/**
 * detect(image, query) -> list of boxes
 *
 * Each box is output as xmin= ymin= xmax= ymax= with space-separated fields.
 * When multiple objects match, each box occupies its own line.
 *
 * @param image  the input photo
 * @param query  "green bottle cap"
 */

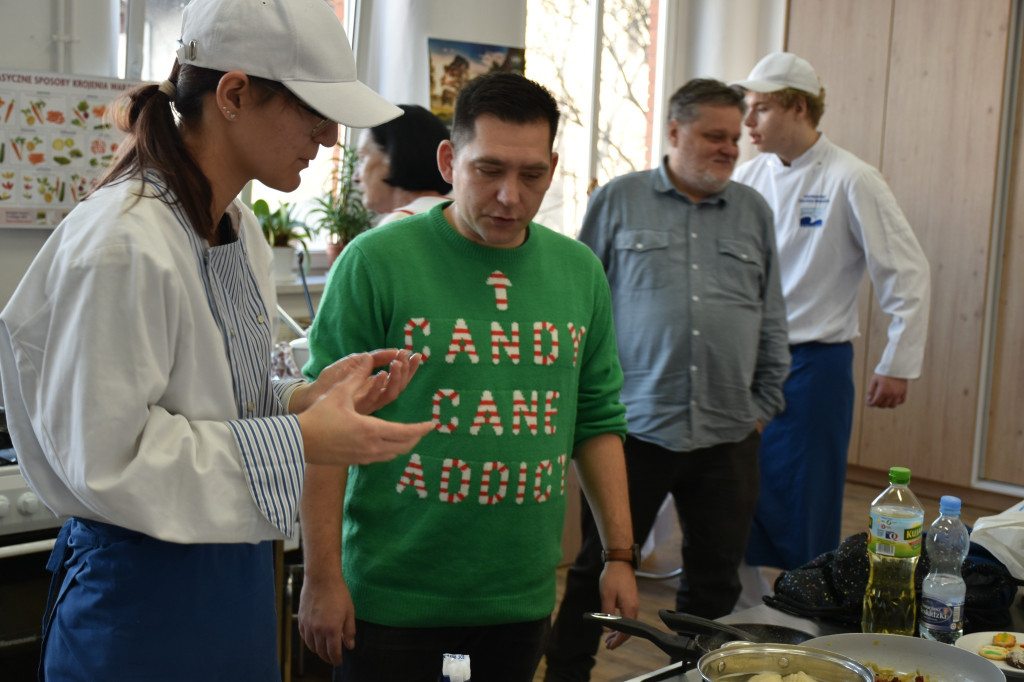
xmin=889 ymin=466 xmax=911 ymax=485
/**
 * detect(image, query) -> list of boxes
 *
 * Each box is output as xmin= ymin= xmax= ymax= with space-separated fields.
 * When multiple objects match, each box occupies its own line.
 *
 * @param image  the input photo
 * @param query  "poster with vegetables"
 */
xmin=0 ymin=69 xmax=140 ymax=228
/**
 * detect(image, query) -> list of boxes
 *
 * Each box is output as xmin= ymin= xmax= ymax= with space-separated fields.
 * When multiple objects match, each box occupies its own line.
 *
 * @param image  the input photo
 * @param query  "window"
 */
xmin=525 ymin=0 xmax=659 ymax=237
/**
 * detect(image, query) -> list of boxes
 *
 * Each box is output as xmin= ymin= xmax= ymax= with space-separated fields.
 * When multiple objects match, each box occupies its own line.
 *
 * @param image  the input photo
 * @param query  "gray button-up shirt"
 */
xmin=578 ymin=160 xmax=790 ymax=452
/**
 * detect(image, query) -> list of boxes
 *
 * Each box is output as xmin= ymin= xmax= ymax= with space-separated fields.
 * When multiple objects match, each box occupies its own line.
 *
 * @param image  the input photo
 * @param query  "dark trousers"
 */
xmin=543 ymin=432 xmax=760 ymax=682
xmin=334 ymin=617 xmax=550 ymax=682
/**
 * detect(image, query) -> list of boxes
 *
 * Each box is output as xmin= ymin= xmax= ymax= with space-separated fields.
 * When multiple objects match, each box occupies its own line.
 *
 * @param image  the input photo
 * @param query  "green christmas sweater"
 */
xmin=304 ymin=204 xmax=628 ymax=627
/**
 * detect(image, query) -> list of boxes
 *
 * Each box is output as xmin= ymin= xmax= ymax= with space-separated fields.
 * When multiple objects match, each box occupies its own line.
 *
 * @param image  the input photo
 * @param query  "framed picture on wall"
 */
xmin=427 ymin=38 xmax=526 ymax=126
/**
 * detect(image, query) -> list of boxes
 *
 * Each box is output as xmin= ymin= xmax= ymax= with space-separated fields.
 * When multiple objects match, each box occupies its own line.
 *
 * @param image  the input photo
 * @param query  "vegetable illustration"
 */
xmin=28 ymin=153 xmax=45 ymax=165
xmin=46 ymin=110 xmax=65 ymax=125
xmin=53 ymin=156 xmax=71 ymax=165
xmin=0 ymin=142 xmax=4 ymax=163
xmin=3 ymin=99 xmax=12 ymax=122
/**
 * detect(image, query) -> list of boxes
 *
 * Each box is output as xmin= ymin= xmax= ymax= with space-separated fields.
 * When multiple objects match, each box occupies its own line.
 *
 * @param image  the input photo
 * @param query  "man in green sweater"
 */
xmin=299 ymin=73 xmax=638 ymax=682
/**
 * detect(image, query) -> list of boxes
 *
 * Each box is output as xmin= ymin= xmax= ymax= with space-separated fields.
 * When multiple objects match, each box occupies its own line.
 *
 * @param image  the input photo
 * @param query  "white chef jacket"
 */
xmin=733 ymin=134 xmax=930 ymax=378
xmin=0 ymin=174 xmax=306 ymax=543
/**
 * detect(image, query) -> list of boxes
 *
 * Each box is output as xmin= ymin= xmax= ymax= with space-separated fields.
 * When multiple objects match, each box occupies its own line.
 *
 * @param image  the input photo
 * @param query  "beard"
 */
xmin=690 ymin=167 xmax=731 ymax=196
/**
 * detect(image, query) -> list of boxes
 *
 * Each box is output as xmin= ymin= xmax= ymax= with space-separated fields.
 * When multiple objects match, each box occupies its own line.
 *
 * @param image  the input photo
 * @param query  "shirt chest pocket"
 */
xmin=612 ymin=230 xmax=673 ymax=290
xmin=714 ymin=238 xmax=763 ymax=301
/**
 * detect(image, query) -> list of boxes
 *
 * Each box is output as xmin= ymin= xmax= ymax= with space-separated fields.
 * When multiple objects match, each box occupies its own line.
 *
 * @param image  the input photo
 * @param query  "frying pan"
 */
xmin=583 ymin=611 xmax=813 ymax=662
xmin=589 ymin=606 xmax=811 ymax=659
xmin=657 ymin=609 xmax=812 ymax=651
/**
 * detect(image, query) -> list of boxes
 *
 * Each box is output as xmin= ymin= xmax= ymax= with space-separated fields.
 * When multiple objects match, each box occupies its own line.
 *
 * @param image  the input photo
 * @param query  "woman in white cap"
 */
xmin=0 ymin=0 xmax=432 ymax=679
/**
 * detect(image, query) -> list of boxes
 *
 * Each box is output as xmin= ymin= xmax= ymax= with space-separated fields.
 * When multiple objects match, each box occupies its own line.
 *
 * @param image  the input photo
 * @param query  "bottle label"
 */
xmin=867 ymin=511 xmax=923 ymax=557
xmin=920 ymin=595 xmax=964 ymax=631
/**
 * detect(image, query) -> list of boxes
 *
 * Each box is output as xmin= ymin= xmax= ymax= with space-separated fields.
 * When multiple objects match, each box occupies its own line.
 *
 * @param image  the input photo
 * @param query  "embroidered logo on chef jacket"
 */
xmin=798 ymin=193 xmax=829 ymax=227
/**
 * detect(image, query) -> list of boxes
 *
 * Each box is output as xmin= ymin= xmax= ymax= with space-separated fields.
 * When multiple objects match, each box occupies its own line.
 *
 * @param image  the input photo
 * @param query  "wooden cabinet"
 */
xmin=785 ymin=0 xmax=1023 ymax=494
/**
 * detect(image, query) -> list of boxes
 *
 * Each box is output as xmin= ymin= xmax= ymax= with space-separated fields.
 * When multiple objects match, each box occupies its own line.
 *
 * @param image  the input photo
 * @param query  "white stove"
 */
xmin=0 ymin=460 xmax=59 ymax=536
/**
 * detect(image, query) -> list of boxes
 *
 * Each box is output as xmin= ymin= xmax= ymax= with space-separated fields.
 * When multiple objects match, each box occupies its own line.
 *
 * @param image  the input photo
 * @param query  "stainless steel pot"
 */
xmin=696 ymin=643 xmax=874 ymax=682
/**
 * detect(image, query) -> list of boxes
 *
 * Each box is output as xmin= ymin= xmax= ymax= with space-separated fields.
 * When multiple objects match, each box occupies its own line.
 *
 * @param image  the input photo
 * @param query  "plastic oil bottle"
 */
xmin=919 ymin=495 xmax=969 ymax=643
xmin=862 ymin=466 xmax=924 ymax=635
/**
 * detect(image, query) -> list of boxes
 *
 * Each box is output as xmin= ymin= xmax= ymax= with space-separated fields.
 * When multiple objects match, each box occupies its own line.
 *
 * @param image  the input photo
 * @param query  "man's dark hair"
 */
xmin=450 ymin=73 xmax=560 ymax=149
xmin=668 ymin=78 xmax=747 ymax=124
xmin=370 ymin=104 xmax=452 ymax=195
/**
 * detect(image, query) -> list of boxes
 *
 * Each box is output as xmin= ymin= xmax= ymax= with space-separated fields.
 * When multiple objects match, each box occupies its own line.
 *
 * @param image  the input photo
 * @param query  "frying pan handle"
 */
xmin=583 ymin=613 xmax=696 ymax=660
xmin=658 ymin=609 xmax=755 ymax=641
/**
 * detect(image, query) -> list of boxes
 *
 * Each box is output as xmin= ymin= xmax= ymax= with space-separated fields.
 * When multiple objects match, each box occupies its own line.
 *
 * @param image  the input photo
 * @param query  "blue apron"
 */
xmin=40 ymin=518 xmax=279 ymax=681
xmin=746 ymin=341 xmax=855 ymax=570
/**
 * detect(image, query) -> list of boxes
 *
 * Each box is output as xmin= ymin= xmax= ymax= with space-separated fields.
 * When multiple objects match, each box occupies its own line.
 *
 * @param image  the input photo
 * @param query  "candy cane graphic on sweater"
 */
xmin=440 ymin=458 xmax=472 ymax=503
xmin=432 ymin=389 xmax=459 ymax=433
xmin=445 ymin=318 xmax=479 ymax=363
xmin=515 ymin=462 xmax=528 ymax=504
xmin=533 ymin=321 xmax=558 ymax=365
xmin=395 ymin=453 xmax=428 ymax=498
xmin=486 ymin=271 xmax=511 ymax=310
xmin=491 ymin=321 xmax=520 ymax=364
xmin=534 ymin=459 xmax=553 ymax=503
xmin=404 ymin=317 xmax=431 ymax=360
xmin=544 ymin=390 xmax=559 ymax=435
xmin=511 ymin=389 xmax=539 ymax=435
xmin=479 ymin=461 xmax=509 ymax=504
xmin=470 ymin=390 xmax=503 ymax=435
xmin=568 ymin=323 xmax=585 ymax=366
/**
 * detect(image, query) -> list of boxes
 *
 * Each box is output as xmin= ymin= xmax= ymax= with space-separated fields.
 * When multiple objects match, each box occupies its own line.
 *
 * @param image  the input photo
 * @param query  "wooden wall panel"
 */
xmin=858 ymin=0 xmax=1012 ymax=482
xmin=985 ymin=40 xmax=1024 ymax=486
xmin=785 ymin=0 xmax=893 ymax=464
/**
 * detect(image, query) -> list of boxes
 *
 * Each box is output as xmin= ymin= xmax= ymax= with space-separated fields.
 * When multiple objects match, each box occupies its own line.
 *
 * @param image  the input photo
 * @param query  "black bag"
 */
xmin=764 ymin=531 xmax=1023 ymax=632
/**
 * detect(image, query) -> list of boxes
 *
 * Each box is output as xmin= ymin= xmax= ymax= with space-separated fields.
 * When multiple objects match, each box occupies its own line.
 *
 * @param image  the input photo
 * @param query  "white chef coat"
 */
xmin=733 ymin=134 xmax=930 ymax=378
xmin=0 ymin=174 xmax=305 ymax=543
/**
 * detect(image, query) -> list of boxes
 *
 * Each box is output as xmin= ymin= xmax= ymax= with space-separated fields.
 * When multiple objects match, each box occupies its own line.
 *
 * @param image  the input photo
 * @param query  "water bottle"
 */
xmin=919 ymin=495 xmax=969 ymax=642
xmin=862 ymin=466 xmax=924 ymax=635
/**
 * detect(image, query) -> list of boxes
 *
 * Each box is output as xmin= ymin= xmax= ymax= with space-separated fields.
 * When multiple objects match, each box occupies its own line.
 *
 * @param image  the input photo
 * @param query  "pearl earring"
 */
xmin=221 ymin=106 xmax=237 ymax=120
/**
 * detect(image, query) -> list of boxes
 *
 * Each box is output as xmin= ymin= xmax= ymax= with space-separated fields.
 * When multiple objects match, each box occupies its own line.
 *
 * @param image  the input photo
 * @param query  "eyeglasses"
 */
xmin=295 ymin=99 xmax=335 ymax=138
xmin=257 ymin=79 xmax=336 ymax=139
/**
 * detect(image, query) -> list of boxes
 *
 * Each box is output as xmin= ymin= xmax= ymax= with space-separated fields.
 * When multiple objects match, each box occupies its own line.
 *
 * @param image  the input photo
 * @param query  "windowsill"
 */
xmin=275 ymin=274 xmax=326 ymax=296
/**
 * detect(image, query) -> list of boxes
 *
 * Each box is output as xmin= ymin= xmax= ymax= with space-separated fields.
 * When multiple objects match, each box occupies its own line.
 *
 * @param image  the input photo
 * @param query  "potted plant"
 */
xmin=312 ymin=143 xmax=374 ymax=265
xmin=252 ymin=199 xmax=313 ymax=282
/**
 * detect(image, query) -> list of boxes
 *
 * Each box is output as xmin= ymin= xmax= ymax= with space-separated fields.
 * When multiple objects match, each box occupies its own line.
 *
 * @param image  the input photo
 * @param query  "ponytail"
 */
xmin=99 ymin=62 xmax=219 ymax=242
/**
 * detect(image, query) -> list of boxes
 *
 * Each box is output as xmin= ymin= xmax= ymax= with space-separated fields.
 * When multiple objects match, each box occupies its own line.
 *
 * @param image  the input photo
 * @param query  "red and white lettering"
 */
xmin=479 ymin=461 xmax=509 ymax=505
xmin=544 ymin=390 xmax=560 ymax=435
xmin=395 ymin=453 xmax=428 ymax=499
xmin=439 ymin=458 xmax=472 ymax=503
xmin=486 ymin=271 xmax=512 ymax=311
xmin=557 ymin=453 xmax=568 ymax=494
xmin=533 ymin=321 xmax=558 ymax=365
xmin=490 ymin=321 xmax=520 ymax=364
xmin=470 ymin=390 xmax=503 ymax=435
xmin=403 ymin=318 xmax=431 ymax=360
xmin=432 ymin=389 xmax=459 ymax=433
xmin=568 ymin=323 xmax=585 ymax=366
xmin=516 ymin=462 xmax=528 ymax=505
xmin=512 ymin=390 xmax=539 ymax=435
xmin=534 ymin=459 xmax=553 ymax=503
xmin=446 ymin=318 xmax=479 ymax=364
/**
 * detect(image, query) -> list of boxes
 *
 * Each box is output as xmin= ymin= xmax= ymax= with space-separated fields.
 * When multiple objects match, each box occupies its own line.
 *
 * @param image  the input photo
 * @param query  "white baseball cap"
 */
xmin=731 ymin=52 xmax=822 ymax=96
xmin=175 ymin=0 xmax=401 ymax=128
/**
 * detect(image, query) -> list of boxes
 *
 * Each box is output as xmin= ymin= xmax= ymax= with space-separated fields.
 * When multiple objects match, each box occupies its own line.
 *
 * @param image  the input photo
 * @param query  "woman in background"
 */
xmin=0 ymin=0 xmax=431 ymax=679
xmin=354 ymin=103 xmax=453 ymax=224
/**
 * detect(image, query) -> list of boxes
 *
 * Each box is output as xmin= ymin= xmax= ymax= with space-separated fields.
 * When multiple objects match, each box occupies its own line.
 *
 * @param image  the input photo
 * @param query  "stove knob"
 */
xmin=0 ymin=495 xmax=9 ymax=517
xmin=17 ymin=491 xmax=40 ymax=515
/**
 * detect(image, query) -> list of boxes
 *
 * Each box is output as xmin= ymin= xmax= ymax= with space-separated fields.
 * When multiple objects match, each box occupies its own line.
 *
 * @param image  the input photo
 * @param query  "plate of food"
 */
xmin=803 ymin=632 xmax=1004 ymax=682
xmin=956 ymin=631 xmax=1024 ymax=678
